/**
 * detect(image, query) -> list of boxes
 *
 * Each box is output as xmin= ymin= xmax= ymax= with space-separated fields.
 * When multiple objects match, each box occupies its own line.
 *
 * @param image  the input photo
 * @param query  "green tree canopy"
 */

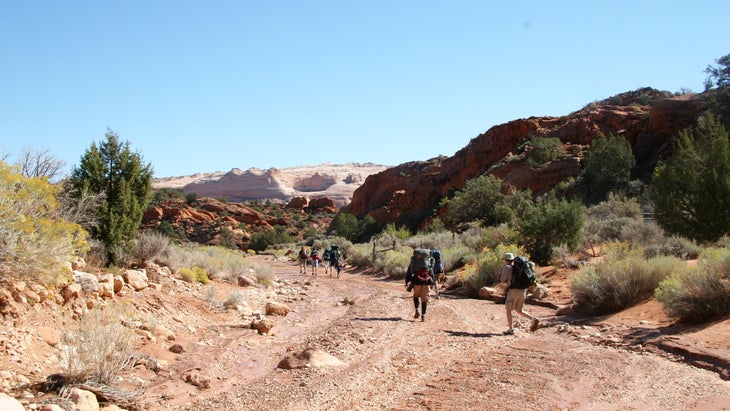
xmin=583 ymin=134 xmax=636 ymax=202
xmin=442 ymin=175 xmax=511 ymax=231
xmin=329 ymin=212 xmax=361 ymax=242
xmin=648 ymin=113 xmax=730 ymax=243
xmin=705 ymin=53 xmax=730 ymax=128
xmin=70 ymin=130 xmax=153 ymax=263
xmin=515 ymin=192 xmax=585 ymax=265
xmin=527 ymin=136 xmax=563 ymax=167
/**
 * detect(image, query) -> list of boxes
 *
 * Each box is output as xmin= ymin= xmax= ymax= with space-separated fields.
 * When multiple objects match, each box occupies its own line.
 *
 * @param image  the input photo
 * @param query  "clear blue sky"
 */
xmin=1 ymin=1 xmax=728 ymax=178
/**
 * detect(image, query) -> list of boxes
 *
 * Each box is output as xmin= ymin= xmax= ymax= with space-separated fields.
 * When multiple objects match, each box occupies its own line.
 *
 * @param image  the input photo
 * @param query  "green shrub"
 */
xmin=442 ymin=175 xmax=509 ymax=231
xmin=571 ymin=251 xmax=684 ymax=315
xmin=581 ymin=195 xmax=643 ymax=255
xmin=480 ymin=224 xmax=521 ymax=250
xmin=464 ymin=244 xmax=525 ymax=297
xmin=583 ymin=134 xmax=636 ymax=202
xmin=345 ymin=243 xmax=373 ymax=268
xmin=373 ymin=249 xmax=411 ymax=279
xmin=517 ymin=192 xmax=585 ymax=265
xmin=250 ymin=227 xmax=294 ymax=252
xmin=527 ymin=136 xmax=564 ymax=167
xmin=657 ymin=235 xmax=702 ymax=260
xmin=620 ymin=220 xmax=667 ymax=257
xmin=179 ymin=266 xmax=210 ymax=284
xmin=655 ymin=248 xmax=730 ymax=323
xmin=648 ymin=112 xmax=730 ymax=242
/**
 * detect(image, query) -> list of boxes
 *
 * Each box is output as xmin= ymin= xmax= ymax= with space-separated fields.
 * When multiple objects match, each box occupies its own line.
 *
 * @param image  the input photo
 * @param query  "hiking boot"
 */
xmin=530 ymin=318 xmax=540 ymax=332
xmin=414 ymin=312 xmax=420 ymax=319
xmin=502 ymin=328 xmax=515 ymax=335
xmin=421 ymin=314 xmax=425 ymax=322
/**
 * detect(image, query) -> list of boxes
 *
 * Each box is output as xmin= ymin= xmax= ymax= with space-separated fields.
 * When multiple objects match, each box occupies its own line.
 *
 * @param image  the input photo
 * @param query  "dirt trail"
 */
xmin=138 ymin=255 xmax=730 ymax=411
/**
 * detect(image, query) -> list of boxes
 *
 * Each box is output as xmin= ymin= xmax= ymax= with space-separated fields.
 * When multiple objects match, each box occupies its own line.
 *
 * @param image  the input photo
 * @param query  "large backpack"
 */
xmin=330 ymin=245 xmax=340 ymax=262
xmin=323 ymin=249 xmax=331 ymax=261
xmin=430 ymin=249 xmax=443 ymax=274
xmin=510 ymin=256 xmax=536 ymax=289
xmin=410 ymin=248 xmax=433 ymax=271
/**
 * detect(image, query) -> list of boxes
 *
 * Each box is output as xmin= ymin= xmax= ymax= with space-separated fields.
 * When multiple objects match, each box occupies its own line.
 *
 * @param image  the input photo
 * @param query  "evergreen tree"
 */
xmin=648 ymin=113 xmax=730 ymax=242
xmin=516 ymin=192 xmax=585 ymax=265
xmin=704 ymin=53 xmax=730 ymax=129
xmin=329 ymin=212 xmax=361 ymax=242
xmin=583 ymin=134 xmax=635 ymax=202
xmin=442 ymin=175 xmax=510 ymax=231
xmin=70 ymin=129 xmax=153 ymax=263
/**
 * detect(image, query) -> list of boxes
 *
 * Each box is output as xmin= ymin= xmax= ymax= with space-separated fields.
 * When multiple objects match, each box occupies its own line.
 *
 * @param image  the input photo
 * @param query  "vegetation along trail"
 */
xmin=140 ymin=255 xmax=730 ymax=411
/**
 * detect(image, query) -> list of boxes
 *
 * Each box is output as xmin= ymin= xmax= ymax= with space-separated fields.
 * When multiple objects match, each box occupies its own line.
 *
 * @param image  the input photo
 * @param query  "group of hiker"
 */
xmin=295 ymin=244 xmax=540 ymax=334
xmin=404 ymin=248 xmax=539 ymax=334
xmin=298 ymin=245 xmax=344 ymax=278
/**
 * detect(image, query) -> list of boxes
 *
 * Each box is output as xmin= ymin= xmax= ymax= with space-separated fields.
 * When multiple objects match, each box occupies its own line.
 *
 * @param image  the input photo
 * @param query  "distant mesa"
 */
xmin=153 ymin=163 xmax=391 ymax=207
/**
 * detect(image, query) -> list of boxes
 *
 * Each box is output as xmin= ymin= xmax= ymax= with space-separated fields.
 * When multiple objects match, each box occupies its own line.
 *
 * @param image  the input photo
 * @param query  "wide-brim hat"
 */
xmin=503 ymin=253 xmax=515 ymax=261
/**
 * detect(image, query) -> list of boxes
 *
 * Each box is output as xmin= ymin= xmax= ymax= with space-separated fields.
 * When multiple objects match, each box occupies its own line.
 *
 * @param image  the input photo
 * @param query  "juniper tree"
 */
xmin=648 ymin=112 xmax=730 ymax=242
xmin=70 ymin=129 xmax=153 ymax=264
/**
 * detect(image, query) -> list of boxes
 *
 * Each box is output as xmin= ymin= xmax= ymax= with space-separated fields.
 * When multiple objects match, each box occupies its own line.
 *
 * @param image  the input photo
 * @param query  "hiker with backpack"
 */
xmin=334 ymin=257 xmax=344 ymax=279
xmin=298 ymin=246 xmax=308 ymax=274
xmin=310 ymin=249 xmax=321 ymax=276
xmin=322 ymin=248 xmax=332 ymax=275
xmin=405 ymin=248 xmax=435 ymax=322
xmin=430 ymin=249 xmax=444 ymax=299
xmin=330 ymin=245 xmax=343 ymax=279
xmin=500 ymin=253 xmax=539 ymax=335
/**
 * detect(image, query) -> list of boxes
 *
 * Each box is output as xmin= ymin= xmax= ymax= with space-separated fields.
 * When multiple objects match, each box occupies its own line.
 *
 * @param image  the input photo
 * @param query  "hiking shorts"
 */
xmin=505 ymin=288 xmax=526 ymax=312
xmin=412 ymin=284 xmax=430 ymax=302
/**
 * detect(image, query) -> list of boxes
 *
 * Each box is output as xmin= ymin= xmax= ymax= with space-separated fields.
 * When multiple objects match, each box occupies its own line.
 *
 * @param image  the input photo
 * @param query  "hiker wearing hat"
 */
xmin=500 ymin=252 xmax=539 ymax=335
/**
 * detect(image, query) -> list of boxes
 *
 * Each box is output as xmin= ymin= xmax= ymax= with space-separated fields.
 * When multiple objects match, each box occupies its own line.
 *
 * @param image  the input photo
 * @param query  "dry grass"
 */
xmin=60 ymin=307 xmax=135 ymax=384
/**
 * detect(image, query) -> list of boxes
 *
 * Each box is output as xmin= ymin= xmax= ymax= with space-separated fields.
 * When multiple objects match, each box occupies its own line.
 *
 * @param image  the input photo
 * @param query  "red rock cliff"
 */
xmin=342 ymin=88 xmax=708 ymax=230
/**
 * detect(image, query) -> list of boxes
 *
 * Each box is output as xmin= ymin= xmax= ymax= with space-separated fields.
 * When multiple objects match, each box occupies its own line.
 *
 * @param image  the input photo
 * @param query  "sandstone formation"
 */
xmin=343 ymin=88 xmax=709 ymax=231
xmin=153 ymin=163 xmax=390 ymax=207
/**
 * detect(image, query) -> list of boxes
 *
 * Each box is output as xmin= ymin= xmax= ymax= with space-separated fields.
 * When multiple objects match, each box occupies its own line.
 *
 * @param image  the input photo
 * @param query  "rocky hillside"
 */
xmin=152 ymin=163 xmax=390 ymax=207
xmin=343 ymin=88 xmax=709 ymax=231
xmin=141 ymin=196 xmax=338 ymax=251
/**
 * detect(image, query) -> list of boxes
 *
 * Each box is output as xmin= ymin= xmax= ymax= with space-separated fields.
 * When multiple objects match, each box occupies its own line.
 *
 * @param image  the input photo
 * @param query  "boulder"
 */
xmin=278 ymin=348 xmax=347 ymax=369
xmin=237 ymin=275 xmax=256 ymax=287
xmin=73 ymin=271 xmax=100 ymax=293
xmin=0 ymin=393 xmax=24 ymax=411
xmin=265 ymin=302 xmax=292 ymax=316
xmin=68 ymin=387 xmax=99 ymax=411
xmin=62 ymin=284 xmax=82 ymax=303
xmin=123 ymin=269 xmax=148 ymax=291
xmin=478 ymin=287 xmax=499 ymax=300
xmin=251 ymin=318 xmax=274 ymax=335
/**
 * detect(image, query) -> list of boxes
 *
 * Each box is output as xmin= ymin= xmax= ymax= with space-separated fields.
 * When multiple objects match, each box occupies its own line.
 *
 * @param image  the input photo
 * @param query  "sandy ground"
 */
xmin=129 ymin=255 xmax=730 ymax=411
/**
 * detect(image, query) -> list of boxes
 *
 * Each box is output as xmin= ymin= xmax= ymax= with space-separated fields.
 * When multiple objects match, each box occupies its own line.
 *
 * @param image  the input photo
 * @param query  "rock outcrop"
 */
xmin=343 ymin=88 xmax=709 ymax=231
